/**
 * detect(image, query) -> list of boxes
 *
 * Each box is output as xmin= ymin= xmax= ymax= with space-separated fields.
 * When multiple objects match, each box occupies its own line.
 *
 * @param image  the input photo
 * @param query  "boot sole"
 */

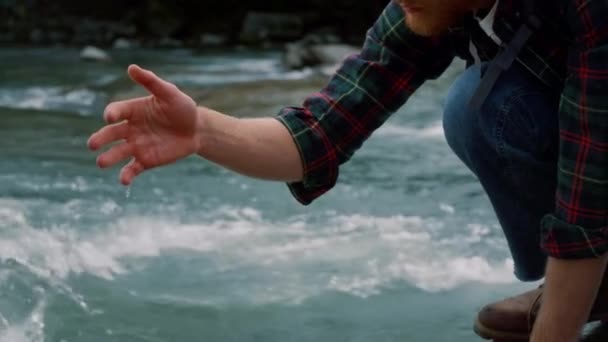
xmin=473 ymin=318 xmax=529 ymax=341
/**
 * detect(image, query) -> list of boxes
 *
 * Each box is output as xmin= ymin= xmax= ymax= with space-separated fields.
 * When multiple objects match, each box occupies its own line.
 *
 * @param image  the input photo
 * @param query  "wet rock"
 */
xmin=283 ymin=42 xmax=359 ymax=70
xmin=200 ymin=33 xmax=228 ymax=47
xmin=300 ymin=30 xmax=342 ymax=45
xmin=158 ymin=37 xmax=183 ymax=48
xmin=30 ymin=29 xmax=44 ymax=44
xmin=80 ymin=46 xmax=110 ymax=62
xmin=283 ymin=42 xmax=317 ymax=70
xmin=310 ymin=44 xmax=359 ymax=65
xmin=0 ymin=32 xmax=16 ymax=43
xmin=112 ymin=38 xmax=135 ymax=49
xmin=48 ymin=31 xmax=68 ymax=44
xmin=240 ymin=12 xmax=303 ymax=44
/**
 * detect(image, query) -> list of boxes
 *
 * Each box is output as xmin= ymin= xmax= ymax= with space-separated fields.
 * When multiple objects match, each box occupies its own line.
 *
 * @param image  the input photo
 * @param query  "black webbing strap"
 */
xmin=467 ymin=1 xmax=541 ymax=110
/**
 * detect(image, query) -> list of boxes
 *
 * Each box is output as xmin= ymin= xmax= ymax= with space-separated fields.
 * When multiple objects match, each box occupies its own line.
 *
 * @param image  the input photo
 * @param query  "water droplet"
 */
xmin=125 ymin=186 xmax=131 ymax=199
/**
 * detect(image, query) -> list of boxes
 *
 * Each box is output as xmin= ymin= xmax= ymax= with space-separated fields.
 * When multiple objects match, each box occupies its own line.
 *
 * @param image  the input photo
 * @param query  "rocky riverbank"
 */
xmin=0 ymin=1 xmax=386 ymax=48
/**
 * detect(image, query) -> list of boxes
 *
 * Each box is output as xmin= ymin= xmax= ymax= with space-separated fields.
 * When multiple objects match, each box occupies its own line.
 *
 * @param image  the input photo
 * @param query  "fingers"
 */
xmin=103 ymin=97 xmax=149 ymax=124
xmin=127 ymin=64 xmax=178 ymax=100
xmin=96 ymin=142 xmax=133 ymax=169
xmin=88 ymin=121 xmax=129 ymax=151
xmin=120 ymin=159 xmax=145 ymax=186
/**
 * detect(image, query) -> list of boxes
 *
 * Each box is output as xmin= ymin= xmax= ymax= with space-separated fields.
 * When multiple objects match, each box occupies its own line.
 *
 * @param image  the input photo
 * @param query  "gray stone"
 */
xmin=200 ymin=33 xmax=228 ymax=47
xmin=158 ymin=37 xmax=183 ymax=48
xmin=48 ymin=31 xmax=68 ymax=44
xmin=80 ymin=46 xmax=111 ymax=62
xmin=300 ymin=31 xmax=342 ymax=45
xmin=0 ymin=32 xmax=16 ymax=43
xmin=113 ymin=38 xmax=135 ymax=49
xmin=240 ymin=12 xmax=303 ymax=44
xmin=283 ymin=42 xmax=318 ymax=70
xmin=309 ymin=44 xmax=359 ymax=65
xmin=30 ymin=29 xmax=44 ymax=44
xmin=282 ymin=42 xmax=359 ymax=70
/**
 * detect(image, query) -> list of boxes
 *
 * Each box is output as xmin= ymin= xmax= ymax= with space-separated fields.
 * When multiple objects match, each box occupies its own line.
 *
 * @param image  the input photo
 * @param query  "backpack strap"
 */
xmin=467 ymin=0 xmax=540 ymax=110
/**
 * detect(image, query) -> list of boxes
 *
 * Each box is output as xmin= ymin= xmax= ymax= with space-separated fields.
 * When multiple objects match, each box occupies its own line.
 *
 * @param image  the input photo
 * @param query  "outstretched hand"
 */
xmin=88 ymin=65 xmax=200 ymax=185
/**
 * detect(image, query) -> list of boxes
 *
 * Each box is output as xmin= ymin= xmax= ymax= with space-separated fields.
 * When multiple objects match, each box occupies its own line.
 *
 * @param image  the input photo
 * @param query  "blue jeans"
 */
xmin=442 ymin=62 xmax=560 ymax=281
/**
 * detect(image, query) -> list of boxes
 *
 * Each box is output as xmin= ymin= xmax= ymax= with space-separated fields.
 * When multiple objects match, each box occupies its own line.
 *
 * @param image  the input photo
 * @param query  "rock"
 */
xmin=0 ymin=32 xmax=16 ymax=43
xmin=310 ymin=44 xmax=359 ymax=65
xmin=30 ymin=29 xmax=44 ymax=44
xmin=158 ymin=37 xmax=183 ymax=48
xmin=300 ymin=30 xmax=342 ymax=45
xmin=283 ymin=42 xmax=318 ymax=70
xmin=200 ymin=33 xmax=228 ymax=47
xmin=48 ymin=31 xmax=68 ymax=44
xmin=240 ymin=12 xmax=303 ymax=44
xmin=80 ymin=46 xmax=110 ymax=62
xmin=282 ymin=42 xmax=359 ymax=70
xmin=323 ymin=34 xmax=341 ymax=44
xmin=110 ymin=23 xmax=137 ymax=37
xmin=113 ymin=38 xmax=135 ymax=49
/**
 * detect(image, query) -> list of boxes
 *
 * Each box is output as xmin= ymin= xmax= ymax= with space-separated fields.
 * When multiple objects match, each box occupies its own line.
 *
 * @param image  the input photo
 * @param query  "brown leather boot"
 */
xmin=474 ymin=271 xmax=608 ymax=340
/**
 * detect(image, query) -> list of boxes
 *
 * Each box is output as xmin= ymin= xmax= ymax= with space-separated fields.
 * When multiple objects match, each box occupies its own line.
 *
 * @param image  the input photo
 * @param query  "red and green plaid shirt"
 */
xmin=275 ymin=0 xmax=608 ymax=260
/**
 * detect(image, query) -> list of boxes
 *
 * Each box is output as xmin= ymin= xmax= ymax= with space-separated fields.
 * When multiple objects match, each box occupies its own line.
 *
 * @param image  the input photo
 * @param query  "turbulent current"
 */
xmin=0 ymin=47 xmax=535 ymax=342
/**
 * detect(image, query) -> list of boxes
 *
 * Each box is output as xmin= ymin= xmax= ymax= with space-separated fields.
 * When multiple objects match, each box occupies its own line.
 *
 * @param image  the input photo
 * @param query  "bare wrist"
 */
xmin=531 ymin=256 xmax=608 ymax=341
xmin=195 ymin=107 xmax=212 ymax=157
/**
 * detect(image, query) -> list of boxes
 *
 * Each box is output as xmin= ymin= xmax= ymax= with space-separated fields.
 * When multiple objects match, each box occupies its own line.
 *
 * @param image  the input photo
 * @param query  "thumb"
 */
xmin=127 ymin=64 xmax=177 ymax=99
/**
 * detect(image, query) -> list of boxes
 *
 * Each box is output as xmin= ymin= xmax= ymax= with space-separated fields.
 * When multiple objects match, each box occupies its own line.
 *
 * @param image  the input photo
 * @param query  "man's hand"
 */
xmin=530 ymin=256 xmax=608 ymax=342
xmin=88 ymin=64 xmax=201 ymax=185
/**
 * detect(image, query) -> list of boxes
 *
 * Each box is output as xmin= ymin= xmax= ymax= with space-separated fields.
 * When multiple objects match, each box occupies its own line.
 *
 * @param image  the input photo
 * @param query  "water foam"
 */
xmin=0 ymin=292 xmax=46 ymax=342
xmin=0 ymin=202 xmax=515 ymax=304
xmin=167 ymin=69 xmax=313 ymax=86
xmin=376 ymin=121 xmax=445 ymax=140
xmin=0 ymin=87 xmax=100 ymax=115
xmin=165 ymin=57 xmax=313 ymax=86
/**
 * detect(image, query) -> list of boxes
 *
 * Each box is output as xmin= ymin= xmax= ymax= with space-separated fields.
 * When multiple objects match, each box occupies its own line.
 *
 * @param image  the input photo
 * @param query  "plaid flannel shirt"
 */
xmin=275 ymin=0 xmax=608 ymax=259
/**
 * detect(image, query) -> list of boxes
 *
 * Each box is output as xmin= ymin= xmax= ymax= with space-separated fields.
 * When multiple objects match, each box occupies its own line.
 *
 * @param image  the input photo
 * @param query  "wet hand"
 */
xmin=87 ymin=64 xmax=200 ymax=185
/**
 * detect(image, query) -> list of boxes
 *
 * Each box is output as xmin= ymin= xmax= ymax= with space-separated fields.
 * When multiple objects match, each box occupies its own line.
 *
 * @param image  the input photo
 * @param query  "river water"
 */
xmin=0 ymin=47 xmax=539 ymax=342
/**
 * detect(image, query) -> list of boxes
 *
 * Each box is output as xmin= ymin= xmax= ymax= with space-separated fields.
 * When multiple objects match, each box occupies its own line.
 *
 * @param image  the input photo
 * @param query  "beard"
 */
xmin=398 ymin=1 xmax=471 ymax=37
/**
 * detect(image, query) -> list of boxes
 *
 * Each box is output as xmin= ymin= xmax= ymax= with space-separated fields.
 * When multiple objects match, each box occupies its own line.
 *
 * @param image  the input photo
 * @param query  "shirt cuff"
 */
xmin=540 ymin=214 xmax=608 ymax=259
xmin=274 ymin=110 xmax=338 ymax=205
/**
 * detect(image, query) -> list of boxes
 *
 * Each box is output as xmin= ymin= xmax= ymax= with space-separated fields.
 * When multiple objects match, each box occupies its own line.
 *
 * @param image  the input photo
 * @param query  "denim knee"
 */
xmin=442 ymin=62 xmax=554 ymax=175
xmin=441 ymin=62 xmax=559 ymax=282
xmin=442 ymin=63 xmax=484 ymax=170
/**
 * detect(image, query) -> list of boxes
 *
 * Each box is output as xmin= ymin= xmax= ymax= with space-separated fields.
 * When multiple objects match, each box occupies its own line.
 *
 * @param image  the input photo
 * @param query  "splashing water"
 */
xmin=0 ymin=312 xmax=8 ymax=329
xmin=0 ymin=302 xmax=47 ymax=342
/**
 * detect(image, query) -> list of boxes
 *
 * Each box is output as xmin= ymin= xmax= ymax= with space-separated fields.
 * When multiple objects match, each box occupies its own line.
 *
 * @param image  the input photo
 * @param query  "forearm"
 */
xmin=195 ymin=106 xmax=304 ymax=182
xmin=531 ymin=255 xmax=608 ymax=342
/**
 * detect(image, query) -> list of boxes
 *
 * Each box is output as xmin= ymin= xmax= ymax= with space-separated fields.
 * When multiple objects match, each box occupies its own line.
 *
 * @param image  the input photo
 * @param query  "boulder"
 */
xmin=200 ymin=33 xmax=228 ymax=47
xmin=158 ymin=37 xmax=183 ymax=48
xmin=283 ymin=42 xmax=359 ymax=70
xmin=310 ymin=44 xmax=359 ymax=66
xmin=80 ymin=46 xmax=110 ymax=62
xmin=0 ymin=32 xmax=15 ymax=43
xmin=48 ymin=30 xmax=68 ymax=44
xmin=283 ymin=42 xmax=318 ymax=70
xmin=30 ymin=29 xmax=44 ymax=44
xmin=240 ymin=12 xmax=303 ymax=44
xmin=299 ymin=30 xmax=342 ymax=45
xmin=113 ymin=38 xmax=135 ymax=49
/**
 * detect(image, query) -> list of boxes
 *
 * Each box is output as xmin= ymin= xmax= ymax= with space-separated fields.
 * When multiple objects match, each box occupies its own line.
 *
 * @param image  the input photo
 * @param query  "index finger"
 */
xmin=127 ymin=64 xmax=178 ymax=100
xmin=88 ymin=120 xmax=129 ymax=151
xmin=103 ymin=96 xmax=149 ymax=124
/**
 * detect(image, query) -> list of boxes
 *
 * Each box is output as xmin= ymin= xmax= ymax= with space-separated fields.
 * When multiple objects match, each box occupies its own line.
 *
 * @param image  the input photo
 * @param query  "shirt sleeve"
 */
xmin=540 ymin=0 xmax=608 ymax=259
xmin=275 ymin=0 xmax=455 ymax=205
